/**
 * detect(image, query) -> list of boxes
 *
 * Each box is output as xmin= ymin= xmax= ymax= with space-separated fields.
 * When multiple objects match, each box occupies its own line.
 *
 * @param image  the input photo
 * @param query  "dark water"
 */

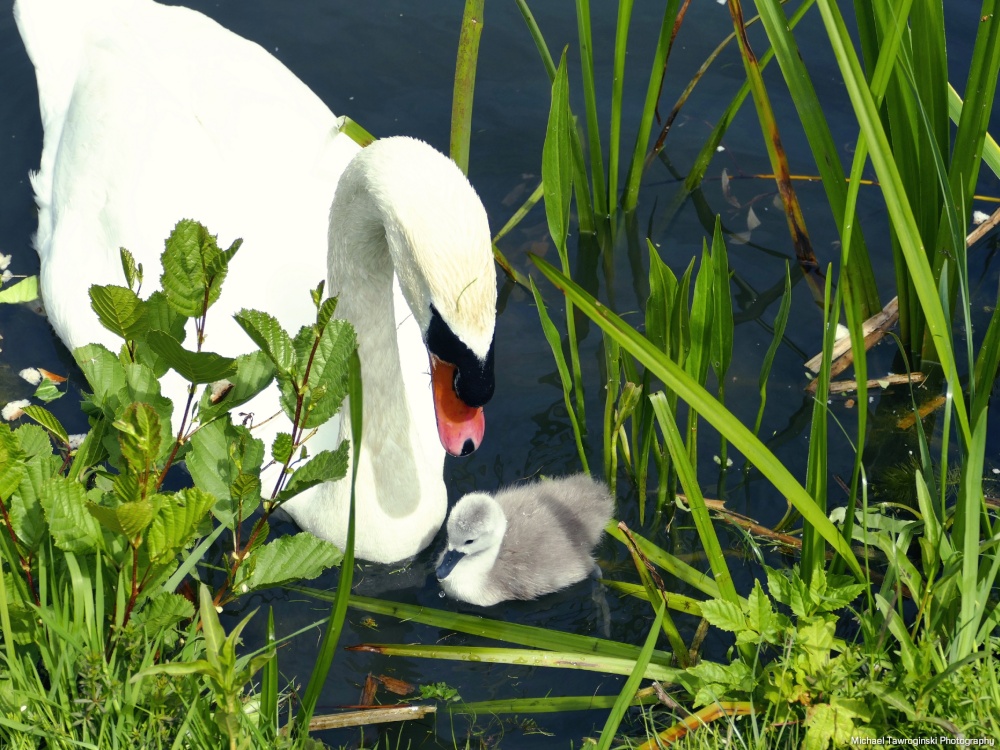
xmin=1 ymin=1 xmax=998 ymax=748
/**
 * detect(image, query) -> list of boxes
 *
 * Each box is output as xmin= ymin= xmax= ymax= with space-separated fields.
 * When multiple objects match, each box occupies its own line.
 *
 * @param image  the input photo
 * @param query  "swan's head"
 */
xmin=334 ymin=137 xmax=497 ymax=457
xmin=436 ymin=492 xmax=507 ymax=579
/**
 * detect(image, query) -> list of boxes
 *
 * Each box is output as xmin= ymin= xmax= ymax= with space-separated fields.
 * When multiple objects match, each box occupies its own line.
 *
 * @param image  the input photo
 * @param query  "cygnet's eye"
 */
xmin=464 ymin=539 xmax=474 ymax=546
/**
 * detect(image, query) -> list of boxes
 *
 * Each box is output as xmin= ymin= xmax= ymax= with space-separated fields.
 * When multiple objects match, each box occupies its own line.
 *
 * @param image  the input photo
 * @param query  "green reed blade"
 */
xmin=814 ymin=0 xmax=971 ymax=446
xmin=949 ymin=84 xmax=1000 ymax=179
xmin=260 ymin=608 xmax=278 ymax=742
xmin=753 ymin=263 xmax=791 ymax=438
xmin=288 ymin=588 xmax=677 ymax=666
xmin=533 ymin=255 xmax=864 ymax=579
xmin=604 ymin=580 xmax=704 ymax=616
xmin=753 ymin=0 xmax=880 ymax=317
xmin=575 ymin=0 xmax=607 ymax=221
xmin=621 ymin=0 xmax=681 ymax=213
xmin=450 ymin=693 xmax=657 ymax=714
xmin=650 ymin=393 xmax=737 ymax=607
xmin=531 ymin=277 xmax=589 ymax=471
xmin=292 ymin=349 xmax=361 ymax=738
xmin=347 ymin=643 xmax=681 ymax=683
xmin=595 ymin=598 xmax=664 ymax=750
xmin=449 ymin=0 xmax=484 ymax=176
xmin=608 ymin=0 xmax=634 ymax=217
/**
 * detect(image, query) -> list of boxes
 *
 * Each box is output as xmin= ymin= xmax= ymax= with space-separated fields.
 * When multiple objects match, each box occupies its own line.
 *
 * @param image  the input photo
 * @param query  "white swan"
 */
xmin=436 ymin=474 xmax=614 ymax=606
xmin=14 ymin=0 xmax=497 ymax=563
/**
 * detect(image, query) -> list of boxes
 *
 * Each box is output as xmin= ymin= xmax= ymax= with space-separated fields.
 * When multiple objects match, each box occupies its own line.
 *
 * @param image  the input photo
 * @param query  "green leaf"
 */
xmin=0 ymin=275 xmax=39 ymax=304
xmin=121 ymin=363 xmax=174 ymax=448
xmin=14 ymin=424 xmax=51 ymax=459
xmin=116 ymin=499 xmax=157 ymax=538
xmin=186 ymin=419 xmax=264 ymax=523
xmin=541 ymin=51 xmax=572 ymax=253
xmin=271 ymin=433 xmax=293 ymax=465
xmin=243 ymin=534 xmax=342 ymax=592
xmin=147 ymin=488 xmax=216 ymax=562
xmin=697 ymin=599 xmax=746 ymax=634
xmin=196 ymin=350 xmax=276 ymax=424
xmin=138 ymin=592 xmax=195 ymax=647
xmin=280 ymin=320 xmax=356 ymax=429
xmin=22 ymin=405 xmax=69 ymax=445
xmin=114 ymin=402 xmax=162 ymax=470
xmin=234 ymin=309 xmax=295 ymax=373
xmin=89 ymin=284 xmax=148 ymax=341
xmin=275 ymin=444 xmax=349 ymax=504
xmin=32 ymin=378 xmax=64 ymax=403
xmin=39 ymin=476 xmax=102 ymax=553
xmin=87 ymin=502 xmax=127 ymax=536
xmin=145 ymin=330 xmax=237 ymax=384
xmin=120 ymin=246 xmax=141 ymax=289
xmin=0 ymin=424 xmax=26 ymax=500
xmin=75 ymin=343 xmax=128 ymax=413
xmin=160 ymin=220 xmax=238 ymax=317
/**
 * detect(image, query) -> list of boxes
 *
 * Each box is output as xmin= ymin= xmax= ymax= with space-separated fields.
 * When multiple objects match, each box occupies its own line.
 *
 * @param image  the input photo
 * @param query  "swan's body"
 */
xmin=15 ymin=0 xmax=497 ymax=563
xmin=436 ymin=474 xmax=614 ymax=606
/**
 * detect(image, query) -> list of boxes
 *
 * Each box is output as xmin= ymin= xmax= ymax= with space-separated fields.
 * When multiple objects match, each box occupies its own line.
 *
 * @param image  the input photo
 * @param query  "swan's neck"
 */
xmin=326 ymin=168 xmax=443 ymax=517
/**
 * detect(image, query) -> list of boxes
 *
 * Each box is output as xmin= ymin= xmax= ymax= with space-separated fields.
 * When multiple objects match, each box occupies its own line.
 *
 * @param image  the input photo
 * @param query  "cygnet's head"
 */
xmin=436 ymin=493 xmax=507 ymax=580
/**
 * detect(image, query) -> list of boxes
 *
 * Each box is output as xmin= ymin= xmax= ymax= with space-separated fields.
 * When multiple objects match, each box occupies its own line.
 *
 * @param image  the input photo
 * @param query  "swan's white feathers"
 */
xmin=16 ymin=0 xmax=497 ymax=564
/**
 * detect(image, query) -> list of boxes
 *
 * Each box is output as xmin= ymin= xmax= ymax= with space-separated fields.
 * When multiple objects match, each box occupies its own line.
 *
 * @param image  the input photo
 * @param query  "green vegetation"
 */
xmin=2 ymin=0 xmax=999 ymax=748
xmin=0 ymin=220 xmax=362 ymax=748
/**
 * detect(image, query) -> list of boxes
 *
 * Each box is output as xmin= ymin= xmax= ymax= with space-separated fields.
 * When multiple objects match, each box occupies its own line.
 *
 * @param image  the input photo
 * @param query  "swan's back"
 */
xmin=15 ymin=0 xmax=357 ymax=358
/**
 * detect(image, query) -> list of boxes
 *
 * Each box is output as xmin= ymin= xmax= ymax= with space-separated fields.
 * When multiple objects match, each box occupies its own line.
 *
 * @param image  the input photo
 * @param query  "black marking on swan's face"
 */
xmin=426 ymin=305 xmax=495 ymax=407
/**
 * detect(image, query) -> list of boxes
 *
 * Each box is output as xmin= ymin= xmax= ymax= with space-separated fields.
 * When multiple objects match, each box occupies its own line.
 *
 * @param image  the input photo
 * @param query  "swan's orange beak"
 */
xmin=430 ymin=355 xmax=485 ymax=457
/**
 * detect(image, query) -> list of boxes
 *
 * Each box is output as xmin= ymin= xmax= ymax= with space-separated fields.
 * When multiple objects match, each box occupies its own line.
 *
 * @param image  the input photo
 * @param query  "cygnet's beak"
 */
xmin=430 ymin=356 xmax=485 ymax=457
xmin=436 ymin=548 xmax=466 ymax=579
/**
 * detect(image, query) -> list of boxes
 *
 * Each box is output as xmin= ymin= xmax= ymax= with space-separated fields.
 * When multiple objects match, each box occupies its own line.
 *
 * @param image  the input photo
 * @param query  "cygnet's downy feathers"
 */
xmin=436 ymin=473 xmax=614 ymax=606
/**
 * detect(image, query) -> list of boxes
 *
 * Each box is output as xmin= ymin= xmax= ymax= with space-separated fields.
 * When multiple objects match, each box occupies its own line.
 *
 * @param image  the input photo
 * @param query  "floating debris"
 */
xmin=2 ymin=399 xmax=31 ymax=421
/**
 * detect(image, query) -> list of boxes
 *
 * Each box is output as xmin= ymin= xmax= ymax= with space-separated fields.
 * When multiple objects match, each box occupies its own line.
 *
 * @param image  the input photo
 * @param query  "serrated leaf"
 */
xmin=14 ymin=424 xmax=51 ymax=459
xmin=89 ymin=284 xmax=148 ymax=341
xmin=275 ymin=443 xmax=349 ymax=504
xmin=699 ymin=599 xmax=746 ymax=633
xmin=147 ymin=488 xmax=216 ymax=562
xmin=243 ymin=534 xmax=342 ymax=592
xmin=138 ymin=592 xmax=195 ymax=647
xmin=87 ymin=502 xmax=127 ymax=535
xmin=114 ymin=402 xmax=162 ymax=469
xmin=29 ymin=376 xmax=62 ymax=404
xmin=22 ymin=404 xmax=69 ymax=445
xmin=0 ymin=424 xmax=26 ymax=499
xmin=145 ymin=330 xmax=237 ymax=384
xmin=195 ymin=350 xmax=275 ymax=424
xmin=235 ymin=309 xmax=296 ymax=373
xmin=316 ymin=296 xmax=338 ymax=331
xmin=0 ymin=275 xmax=39 ymax=303
xmin=120 ymin=246 xmax=140 ymax=289
xmin=11 ymin=453 xmax=59 ymax=550
xmin=75 ymin=343 xmax=128 ymax=412
xmin=271 ymin=433 xmax=293 ymax=465
xmin=186 ymin=419 xmax=264 ymax=523
xmin=39 ymin=476 xmax=102 ymax=553
xmin=160 ymin=220 xmax=223 ymax=317
xmin=121 ymin=363 xmax=174 ymax=448
xmin=116 ymin=499 xmax=156 ymax=538
xmin=231 ymin=472 xmax=262 ymax=517
xmin=279 ymin=320 xmax=355 ymax=429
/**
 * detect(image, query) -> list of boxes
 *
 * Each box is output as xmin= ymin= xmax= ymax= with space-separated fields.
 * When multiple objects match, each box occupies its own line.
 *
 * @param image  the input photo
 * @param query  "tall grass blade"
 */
xmin=649 ymin=393 xmax=737 ymax=606
xmin=292 ymin=349 xmax=362 ymax=738
xmin=724 ymin=0 xmax=818 ymax=280
xmin=595 ymin=598 xmax=664 ymax=750
xmin=621 ymin=0 xmax=682 ymax=213
xmin=609 ymin=0 xmax=634 ymax=218
xmin=450 ymin=0 xmax=484 ymax=175
xmin=753 ymin=263 xmax=791 ymax=437
xmin=752 ymin=0 xmax=880 ymax=316
xmin=575 ymin=0 xmax=608 ymax=222
xmin=532 ymin=254 xmax=864 ymax=578
xmin=531 ymin=278 xmax=589 ymax=470
xmin=260 ymin=607 xmax=278 ymax=742
xmin=814 ymin=0 xmax=971 ymax=446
